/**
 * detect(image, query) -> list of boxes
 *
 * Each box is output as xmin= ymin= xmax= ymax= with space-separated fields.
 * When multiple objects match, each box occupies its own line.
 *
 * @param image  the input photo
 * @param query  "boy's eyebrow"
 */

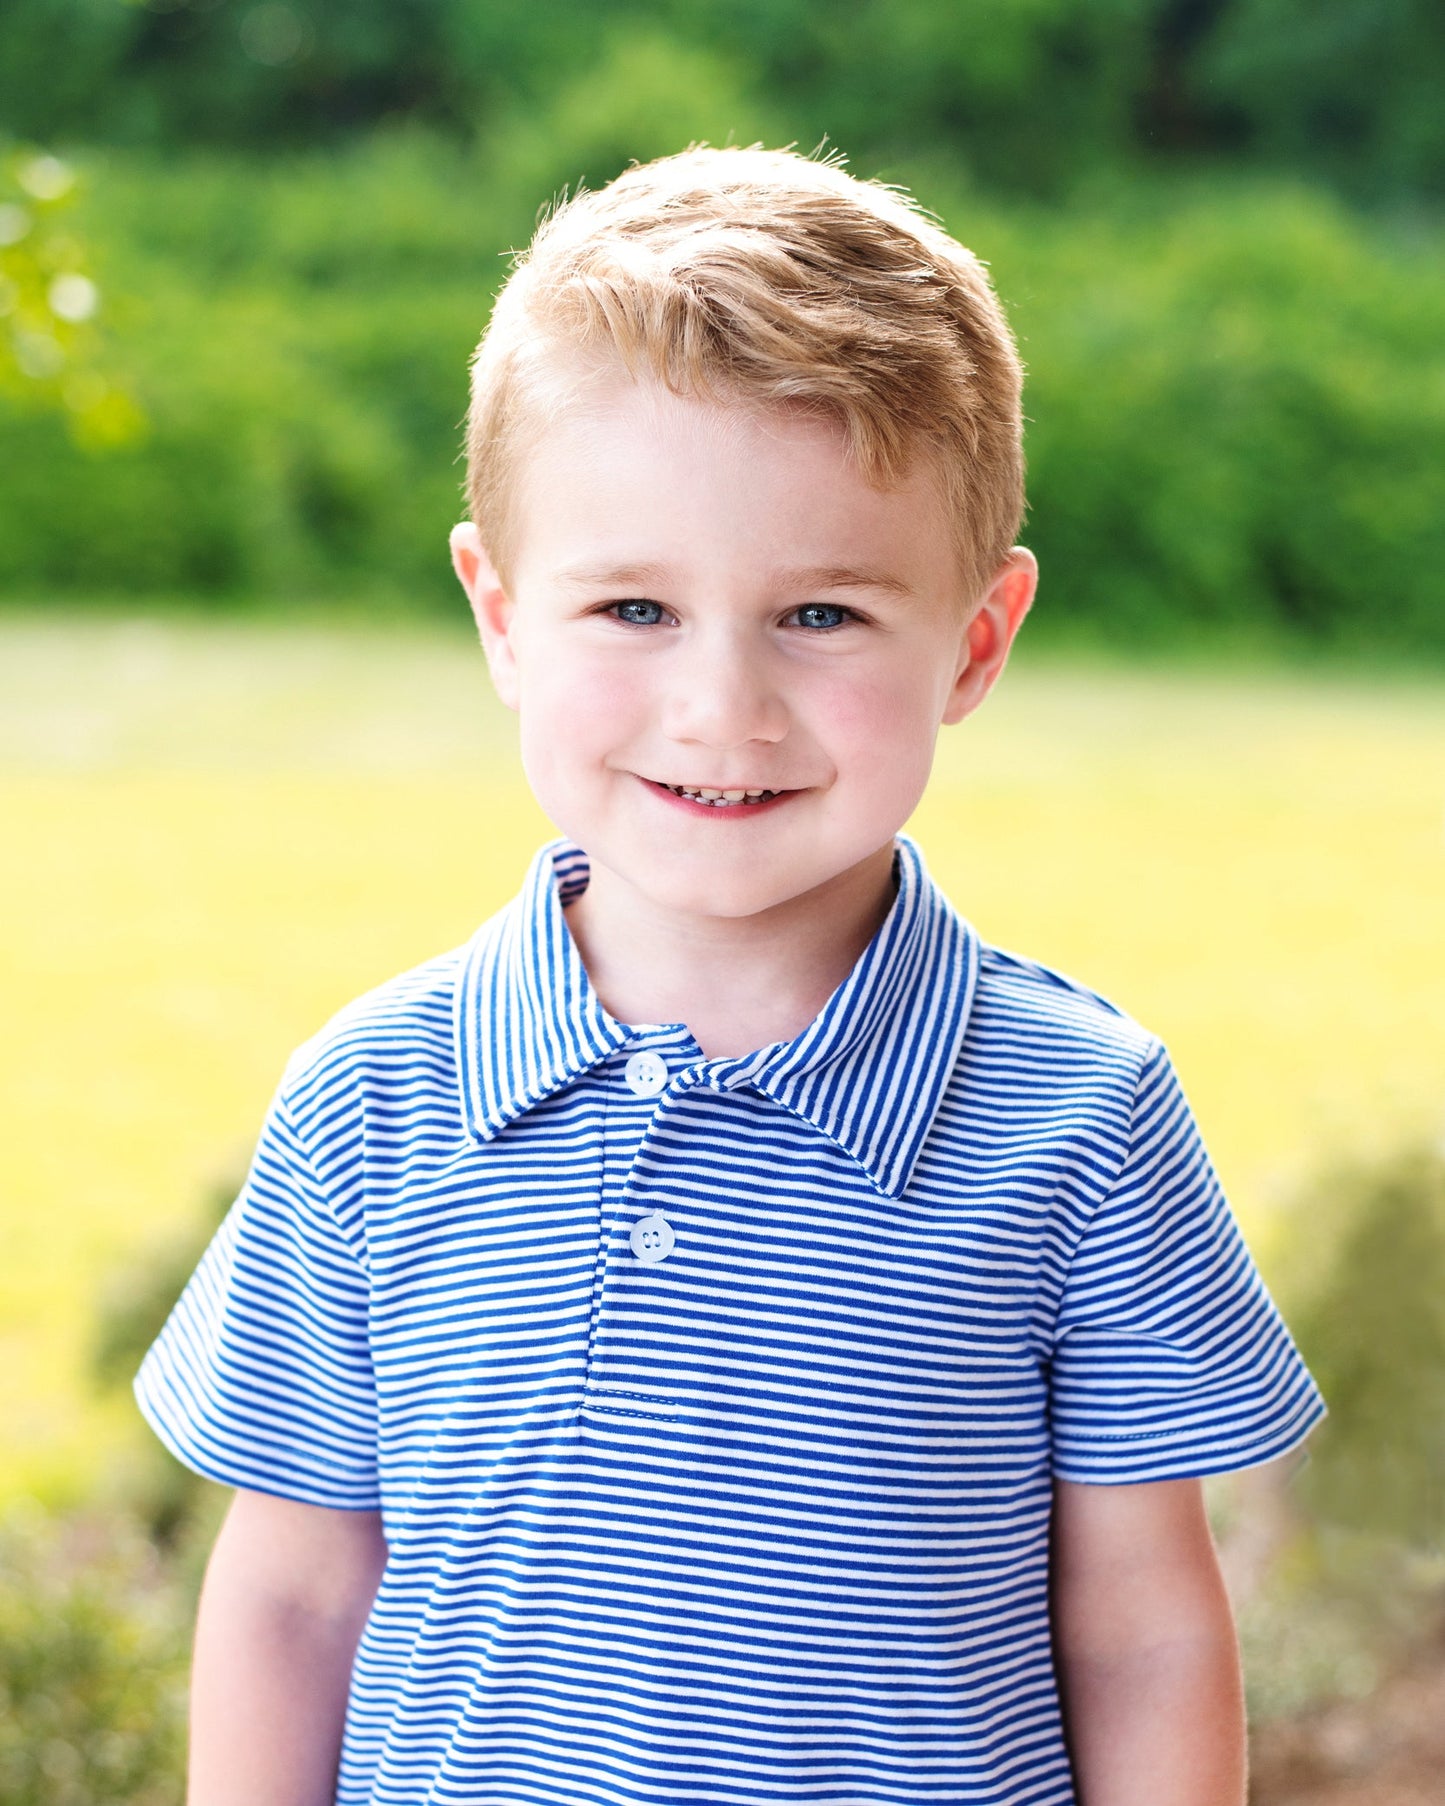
xmin=555 ymin=560 xmax=675 ymax=591
xmin=783 ymin=563 xmax=915 ymax=599
xmin=554 ymin=560 xmax=915 ymax=597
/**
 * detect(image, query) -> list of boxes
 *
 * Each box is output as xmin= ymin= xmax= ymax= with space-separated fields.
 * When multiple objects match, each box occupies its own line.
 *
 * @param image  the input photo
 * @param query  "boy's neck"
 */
xmin=562 ymin=843 xmax=899 ymax=1060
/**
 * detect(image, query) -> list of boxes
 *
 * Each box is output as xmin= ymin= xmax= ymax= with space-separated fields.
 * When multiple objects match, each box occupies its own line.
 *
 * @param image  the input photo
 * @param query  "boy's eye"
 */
xmin=608 ymin=599 xmax=666 ymax=626
xmin=792 ymin=603 xmax=852 ymax=631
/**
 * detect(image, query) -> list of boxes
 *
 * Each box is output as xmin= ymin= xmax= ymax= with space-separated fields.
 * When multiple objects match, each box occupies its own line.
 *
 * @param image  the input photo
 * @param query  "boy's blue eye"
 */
xmin=794 ymin=603 xmax=850 ymax=631
xmin=610 ymin=599 xmax=665 ymax=626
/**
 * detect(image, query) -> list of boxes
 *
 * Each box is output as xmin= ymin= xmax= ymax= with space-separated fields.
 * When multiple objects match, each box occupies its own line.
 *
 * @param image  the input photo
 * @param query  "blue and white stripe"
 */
xmin=136 ymin=834 xmax=1324 ymax=1805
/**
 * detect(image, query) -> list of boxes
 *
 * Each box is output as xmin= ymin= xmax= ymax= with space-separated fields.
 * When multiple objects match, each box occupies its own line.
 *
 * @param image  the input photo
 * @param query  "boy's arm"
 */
xmin=188 ymin=1488 xmax=388 ymax=1806
xmin=1051 ymin=1476 xmax=1246 ymax=1806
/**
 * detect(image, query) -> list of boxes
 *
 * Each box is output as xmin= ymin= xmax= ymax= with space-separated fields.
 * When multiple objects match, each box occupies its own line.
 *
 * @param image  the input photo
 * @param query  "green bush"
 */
xmin=1231 ymin=1140 xmax=1445 ymax=1724
xmin=0 ymin=1507 xmax=189 ymax=1805
xmin=89 ymin=1175 xmax=238 ymax=1551
xmin=1285 ymin=1141 xmax=1445 ymax=1551
xmin=0 ymin=126 xmax=1441 ymax=652
xmin=2 ymin=1 xmax=1440 ymax=204
xmin=984 ymin=176 xmax=1445 ymax=654
xmin=0 ymin=144 xmax=141 ymax=447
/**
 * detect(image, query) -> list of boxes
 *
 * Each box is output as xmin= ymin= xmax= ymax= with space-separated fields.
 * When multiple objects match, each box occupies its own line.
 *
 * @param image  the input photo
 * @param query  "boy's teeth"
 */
xmin=668 ymin=783 xmax=776 ymax=805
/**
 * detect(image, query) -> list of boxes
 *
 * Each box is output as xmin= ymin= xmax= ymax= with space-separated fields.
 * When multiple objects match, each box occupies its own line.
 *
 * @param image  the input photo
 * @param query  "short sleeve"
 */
xmin=133 ymin=1080 xmax=381 ymax=1508
xmin=1048 ymin=1041 xmax=1325 ymax=1484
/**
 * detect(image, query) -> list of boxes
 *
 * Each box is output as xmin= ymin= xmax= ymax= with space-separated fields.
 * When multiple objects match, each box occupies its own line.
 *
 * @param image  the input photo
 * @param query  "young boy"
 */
xmin=136 ymin=145 xmax=1324 ymax=1805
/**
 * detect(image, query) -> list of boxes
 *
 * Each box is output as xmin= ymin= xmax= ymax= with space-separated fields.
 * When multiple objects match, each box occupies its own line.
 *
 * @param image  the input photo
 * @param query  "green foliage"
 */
xmin=1191 ymin=0 xmax=1445 ymax=201
xmin=1228 ymin=1141 xmax=1445 ymax=1724
xmin=984 ymin=177 xmax=1445 ymax=653
xmin=1285 ymin=1142 xmax=1445 ymax=1550
xmin=1236 ymin=1525 xmax=1440 ymax=1724
xmin=89 ymin=1176 xmax=236 ymax=1548
xmin=0 ymin=11 xmax=1439 ymax=642
xmin=0 ymin=133 xmax=1440 ymax=653
xmin=91 ymin=1180 xmax=231 ymax=1400
xmin=482 ymin=30 xmax=780 ymax=214
xmin=0 ymin=0 xmax=461 ymax=152
xmin=0 ymin=1507 xmax=188 ymax=1804
xmin=759 ymin=0 xmax=1159 ymax=196
xmin=0 ymin=144 xmax=142 ymax=446
xmin=0 ymin=131 xmax=482 ymax=602
xmin=1 ymin=1 xmax=1440 ymax=204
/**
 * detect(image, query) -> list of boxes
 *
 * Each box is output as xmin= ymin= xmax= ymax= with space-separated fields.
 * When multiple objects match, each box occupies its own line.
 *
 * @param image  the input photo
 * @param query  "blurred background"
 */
xmin=2 ymin=3 xmax=1443 ymax=1801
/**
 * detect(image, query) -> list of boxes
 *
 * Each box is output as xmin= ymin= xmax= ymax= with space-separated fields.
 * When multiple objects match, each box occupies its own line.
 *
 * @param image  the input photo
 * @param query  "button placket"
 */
xmin=582 ymin=1036 xmax=689 ymax=1393
xmin=620 ymin=1047 xmax=679 ymax=1266
xmin=584 ymin=1076 xmax=730 ymax=1423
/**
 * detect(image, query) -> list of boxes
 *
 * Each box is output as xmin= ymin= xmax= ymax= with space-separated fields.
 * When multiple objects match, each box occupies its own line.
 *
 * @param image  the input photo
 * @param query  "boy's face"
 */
xmin=452 ymin=373 xmax=1034 ymax=925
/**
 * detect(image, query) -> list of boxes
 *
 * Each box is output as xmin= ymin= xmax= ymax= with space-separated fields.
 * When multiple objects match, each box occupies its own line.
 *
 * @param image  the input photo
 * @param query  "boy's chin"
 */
xmin=599 ymin=845 xmax=885 ymax=925
xmin=619 ymin=867 xmax=806 ymax=922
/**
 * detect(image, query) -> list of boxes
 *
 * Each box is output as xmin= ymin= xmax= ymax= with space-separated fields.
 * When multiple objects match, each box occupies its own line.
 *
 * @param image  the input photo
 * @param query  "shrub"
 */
xmin=0 ymin=131 xmax=1441 ymax=654
xmin=0 ymin=1507 xmax=189 ymax=1806
xmin=1286 ymin=1141 xmax=1445 ymax=1550
xmin=1231 ymin=1140 xmax=1445 ymax=1725
xmin=90 ymin=1176 xmax=237 ymax=1550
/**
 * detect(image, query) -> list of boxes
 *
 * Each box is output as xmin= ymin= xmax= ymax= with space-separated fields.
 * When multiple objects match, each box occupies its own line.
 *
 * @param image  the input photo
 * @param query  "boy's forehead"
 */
xmin=509 ymin=372 xmax=957 ymax=598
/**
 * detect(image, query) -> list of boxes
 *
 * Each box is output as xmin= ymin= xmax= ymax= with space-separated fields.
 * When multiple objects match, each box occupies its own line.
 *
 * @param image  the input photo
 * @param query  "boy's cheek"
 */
xmin=516 ymin=674 xmax=644 ymax=810
xmin=813 ymin=665 xmax=942 ymax=758
xmin=825 ymin=676 xmax=949 ymax=819
xmin=518 ymin=655 xmax=638 ymax=738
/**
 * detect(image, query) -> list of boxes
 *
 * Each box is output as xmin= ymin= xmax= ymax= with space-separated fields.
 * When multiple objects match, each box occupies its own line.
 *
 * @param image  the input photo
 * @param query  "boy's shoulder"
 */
xmin=274 ymin=929 xmax=483 ymax=1122
xmin=970 ymin=936 xmax=1160 ymax=1075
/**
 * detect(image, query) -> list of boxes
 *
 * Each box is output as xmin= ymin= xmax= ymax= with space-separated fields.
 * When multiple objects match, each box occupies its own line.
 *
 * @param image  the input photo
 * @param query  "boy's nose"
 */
xmin=659 ymin=632 xmax=789 ymax=748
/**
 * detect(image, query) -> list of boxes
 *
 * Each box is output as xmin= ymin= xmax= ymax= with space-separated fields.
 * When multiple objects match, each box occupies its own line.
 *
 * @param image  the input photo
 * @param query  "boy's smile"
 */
xmin=451 ymin=369 xmax=1034 ymax=1030
xmin=649 ymin=780 xmax=784 ymax=812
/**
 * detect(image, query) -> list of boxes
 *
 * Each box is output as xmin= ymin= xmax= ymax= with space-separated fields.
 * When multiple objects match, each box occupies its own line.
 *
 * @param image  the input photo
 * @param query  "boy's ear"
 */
xmin=941 ymin=547 xmax=1038 ymax=727
xmin=449 ymin=521 xmax=520 ymax=712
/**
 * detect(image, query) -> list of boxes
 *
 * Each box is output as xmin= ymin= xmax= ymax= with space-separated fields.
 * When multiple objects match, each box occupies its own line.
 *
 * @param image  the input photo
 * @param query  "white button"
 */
xmin=629 ymin=1212 xmax=675 ymax=1263
xmin=623 ymin=1050 xmax=668 ymax=1097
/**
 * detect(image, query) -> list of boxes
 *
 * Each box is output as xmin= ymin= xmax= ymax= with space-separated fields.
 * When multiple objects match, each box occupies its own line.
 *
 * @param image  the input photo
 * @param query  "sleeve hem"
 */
xmin=1051 ymin=1390 xmax=1327 ymax=1486
xmin=133 ymin=1370 xmax=383 ymax=1513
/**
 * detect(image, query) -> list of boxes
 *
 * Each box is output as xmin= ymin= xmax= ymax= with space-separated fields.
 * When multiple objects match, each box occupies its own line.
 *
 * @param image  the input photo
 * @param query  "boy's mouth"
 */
xmin=649 ymin=780 xmax=784 ymax=809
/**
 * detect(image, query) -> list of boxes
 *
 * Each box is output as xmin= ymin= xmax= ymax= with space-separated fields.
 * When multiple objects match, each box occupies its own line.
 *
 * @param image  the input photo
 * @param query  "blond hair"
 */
xmin=464 ymin=145 xmax=1024 ymax=606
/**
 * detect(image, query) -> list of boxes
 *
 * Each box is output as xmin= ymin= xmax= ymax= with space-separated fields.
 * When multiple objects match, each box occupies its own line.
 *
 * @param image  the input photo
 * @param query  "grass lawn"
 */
xmin=3 ymin=611 xmax=1443 ymax=1499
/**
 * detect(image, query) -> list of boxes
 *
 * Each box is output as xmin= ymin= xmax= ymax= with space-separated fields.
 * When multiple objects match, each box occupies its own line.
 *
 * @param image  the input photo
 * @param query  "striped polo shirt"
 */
xmin=136 ymin=833 xmax=1324 ymax=1805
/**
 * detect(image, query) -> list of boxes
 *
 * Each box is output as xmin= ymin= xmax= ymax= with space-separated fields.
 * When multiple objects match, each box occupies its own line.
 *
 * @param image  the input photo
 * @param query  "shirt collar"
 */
xmin=455 ymin=834 xmax=979 ymax=1199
